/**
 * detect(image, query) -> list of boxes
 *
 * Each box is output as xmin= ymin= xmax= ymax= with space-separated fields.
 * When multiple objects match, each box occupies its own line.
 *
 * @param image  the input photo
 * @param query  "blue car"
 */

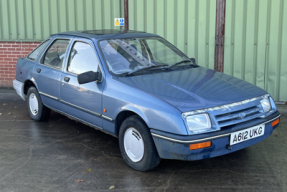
xmin=13 ymin=30 xmax=281 ymax=171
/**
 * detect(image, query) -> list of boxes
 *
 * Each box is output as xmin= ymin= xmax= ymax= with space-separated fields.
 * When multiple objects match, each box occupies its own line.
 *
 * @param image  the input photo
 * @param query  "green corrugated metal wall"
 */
xmin=0 ymin=0 xmax=123 ymax=41
xmin=128 ymin=0 xmax=216 ymax=70
xmin=0 ymin=0 xmax=286 ymax=101
xmin=224 ymin=0 xmax=287 ymax=101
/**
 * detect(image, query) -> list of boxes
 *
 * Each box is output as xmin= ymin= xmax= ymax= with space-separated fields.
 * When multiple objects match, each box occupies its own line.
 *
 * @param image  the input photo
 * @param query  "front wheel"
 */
xmin=27 ymin=87 xmax=50 ymax=121
xmin=119 ymin=115 xmax=161 ymax=171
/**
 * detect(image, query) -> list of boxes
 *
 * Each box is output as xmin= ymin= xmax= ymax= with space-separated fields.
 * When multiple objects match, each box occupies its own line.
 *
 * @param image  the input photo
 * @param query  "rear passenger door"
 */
xmin=33 ymin=38 xmax=70 ymax=110
xmin=60 ymin=38 xmax=104 ymax=128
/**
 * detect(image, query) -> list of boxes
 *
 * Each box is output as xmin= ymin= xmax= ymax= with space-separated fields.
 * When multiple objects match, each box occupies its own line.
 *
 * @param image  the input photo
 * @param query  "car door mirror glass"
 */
xmin=77 ymin=71 xmax=101 ymax=84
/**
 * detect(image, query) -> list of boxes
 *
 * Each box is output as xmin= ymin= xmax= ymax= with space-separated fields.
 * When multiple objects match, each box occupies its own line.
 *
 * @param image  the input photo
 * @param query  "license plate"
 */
xmin=230 ymin=124 xmax=265 ymax=145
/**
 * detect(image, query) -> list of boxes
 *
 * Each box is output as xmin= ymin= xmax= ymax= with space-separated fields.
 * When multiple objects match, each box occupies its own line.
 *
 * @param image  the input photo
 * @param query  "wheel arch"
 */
xmin=23 ymin=79 xmax=38 ymax=96
xmin=114 ymin=108 xmax=149 ymax=137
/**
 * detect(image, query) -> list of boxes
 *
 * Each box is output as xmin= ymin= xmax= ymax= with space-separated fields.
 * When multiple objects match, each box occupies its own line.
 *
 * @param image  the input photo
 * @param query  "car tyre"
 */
xmin=27 ymin=87 xmax=50 ymax=121
xmin=119 ymin=115 xmax=161 ymax=171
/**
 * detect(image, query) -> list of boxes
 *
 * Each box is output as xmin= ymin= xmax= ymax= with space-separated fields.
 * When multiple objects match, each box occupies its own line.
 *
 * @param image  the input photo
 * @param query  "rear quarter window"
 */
xmin=27 ymin=39 xmax=50 ymax=60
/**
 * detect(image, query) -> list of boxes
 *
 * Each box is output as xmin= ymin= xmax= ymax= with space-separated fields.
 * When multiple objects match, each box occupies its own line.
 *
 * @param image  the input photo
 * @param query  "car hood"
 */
xmin=117 ymin=67 xmax=267 ymax=112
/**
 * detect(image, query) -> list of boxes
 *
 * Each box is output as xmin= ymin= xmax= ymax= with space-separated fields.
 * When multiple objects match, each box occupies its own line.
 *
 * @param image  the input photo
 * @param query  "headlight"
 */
xmin=185 ymin=113 xmax=212 ymax=134
xmin=260 ymin=98 xmax=271 ymax=112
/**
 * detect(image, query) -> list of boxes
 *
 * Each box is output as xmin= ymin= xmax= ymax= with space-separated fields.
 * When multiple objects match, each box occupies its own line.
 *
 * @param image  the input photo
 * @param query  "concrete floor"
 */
xmin=0 ymin=88 xmax=287 ymax=192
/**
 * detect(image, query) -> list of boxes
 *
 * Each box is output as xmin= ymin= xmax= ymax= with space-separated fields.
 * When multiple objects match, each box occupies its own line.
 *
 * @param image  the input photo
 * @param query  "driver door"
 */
xmin=59 ymin=38 xmax=104 ymax=128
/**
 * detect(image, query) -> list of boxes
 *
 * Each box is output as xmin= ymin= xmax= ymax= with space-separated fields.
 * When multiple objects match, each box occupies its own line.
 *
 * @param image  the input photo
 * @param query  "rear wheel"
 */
xmin=119 ymin=115 xmax=161 ymax=171
xmin=27 ymin=87 xmax=50 ymax=121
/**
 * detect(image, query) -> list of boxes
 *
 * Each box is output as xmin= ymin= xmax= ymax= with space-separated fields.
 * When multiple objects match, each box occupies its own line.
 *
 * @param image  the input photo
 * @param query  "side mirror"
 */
xmin=190 ymin=58 xmax=197 ymax=65
xmin=77 ymin=71 xmax=101 ymax=84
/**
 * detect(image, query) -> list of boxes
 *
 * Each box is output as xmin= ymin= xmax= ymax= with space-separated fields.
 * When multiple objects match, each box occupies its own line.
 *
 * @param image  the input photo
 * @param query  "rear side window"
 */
xmin=67 ymin=41 xmax=99 ymax=74
xmin=27 ymin=39 xmax=50 ymax=60
xmin=42 ymin=39 xmax=70 ymax=69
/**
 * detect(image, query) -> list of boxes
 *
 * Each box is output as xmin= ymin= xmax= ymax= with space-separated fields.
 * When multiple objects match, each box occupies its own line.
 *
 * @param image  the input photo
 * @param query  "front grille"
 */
xmin=215 ymin=105 xmax=263 ymax=128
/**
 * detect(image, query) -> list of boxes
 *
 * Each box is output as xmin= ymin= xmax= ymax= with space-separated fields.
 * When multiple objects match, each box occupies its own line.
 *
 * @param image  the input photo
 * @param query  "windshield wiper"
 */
xmin=167 ymin=60 xmax=194 ymax=69
xmin=126 ymin=64 xmax=169 ymax=76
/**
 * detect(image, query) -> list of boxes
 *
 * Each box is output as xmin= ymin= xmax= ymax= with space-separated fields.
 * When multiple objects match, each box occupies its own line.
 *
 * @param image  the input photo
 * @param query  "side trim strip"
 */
xmin=39 ymin=92 xmax=113 ymax=121
xmin=44 ymin=105 xmax=118 ymax=138
xmin=39 ymin=92 xmax=59 ymax=101
xmin=101 ymin=115 xmax=113 ymax=121
xmin=61 ymin=100 xmax=101 ymax=117
xmin=151 ymin=114 xmax=281 ymax=144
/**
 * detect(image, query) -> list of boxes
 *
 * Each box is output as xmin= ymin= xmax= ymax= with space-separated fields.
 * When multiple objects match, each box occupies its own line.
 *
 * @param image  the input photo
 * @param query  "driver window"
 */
xmin=43 ymin=39 xmax=70 ymax=69
xmin=67 ymin=41 xmax=99 ymax=74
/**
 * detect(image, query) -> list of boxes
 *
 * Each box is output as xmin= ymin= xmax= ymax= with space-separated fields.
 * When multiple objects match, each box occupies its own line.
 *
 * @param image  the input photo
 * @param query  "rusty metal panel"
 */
xmin=224 ymin=0 xmax=287 ymax=101
xmin=0 ymin=0 xmax=122 ymax=41
xmin=214 ymin=0 xmax=225 ymax=72
xmin=128 ymin=0 xmax=217 ymax=69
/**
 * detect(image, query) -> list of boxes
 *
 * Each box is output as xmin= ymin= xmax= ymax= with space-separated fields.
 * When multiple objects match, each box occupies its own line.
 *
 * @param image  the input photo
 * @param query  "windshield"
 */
xmin=99 ymin=37 xmax=191 ymax=75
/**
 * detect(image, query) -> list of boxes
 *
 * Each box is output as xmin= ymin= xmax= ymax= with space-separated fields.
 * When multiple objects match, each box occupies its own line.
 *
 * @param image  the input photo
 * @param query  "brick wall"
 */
xmin=0 ymin=41 xmax=40 ymax=87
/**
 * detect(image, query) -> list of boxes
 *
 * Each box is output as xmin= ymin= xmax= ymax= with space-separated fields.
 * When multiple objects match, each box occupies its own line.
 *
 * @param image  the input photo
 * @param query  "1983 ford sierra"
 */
xmin=13 ymin=30 xmax=280 ymax=171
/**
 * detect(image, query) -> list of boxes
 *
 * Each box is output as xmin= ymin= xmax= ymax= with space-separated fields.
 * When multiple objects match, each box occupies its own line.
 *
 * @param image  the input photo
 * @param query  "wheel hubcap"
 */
xmin=29 ymin=93 xmax=39 ymax=116
xmin=124 ymin=127 xmax=144 ymax=162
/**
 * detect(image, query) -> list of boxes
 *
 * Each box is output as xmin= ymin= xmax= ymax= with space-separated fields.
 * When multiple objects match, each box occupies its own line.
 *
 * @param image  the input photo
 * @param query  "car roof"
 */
xmin=51 ymin=29 xmax=159 ymax=40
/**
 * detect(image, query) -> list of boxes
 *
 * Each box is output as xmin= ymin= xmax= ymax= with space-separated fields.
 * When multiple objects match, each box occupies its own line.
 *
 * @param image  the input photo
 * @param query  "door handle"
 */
xmin=64 ymin=77 xmax=70 ymax=82
xmin=36 ymin=68 xmax=41 ymax=73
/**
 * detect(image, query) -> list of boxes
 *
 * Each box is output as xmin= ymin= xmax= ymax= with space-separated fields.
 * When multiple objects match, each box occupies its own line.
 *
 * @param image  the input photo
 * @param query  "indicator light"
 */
xmin=190 ymin=141 xmax=211 ymax=150
xmin=272 ymin=118 xmax=279 ymax=127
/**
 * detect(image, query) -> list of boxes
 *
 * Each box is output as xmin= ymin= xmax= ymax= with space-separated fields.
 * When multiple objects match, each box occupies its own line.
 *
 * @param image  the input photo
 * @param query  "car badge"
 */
xmin=239 ymin=113 xmax=246 ymax=119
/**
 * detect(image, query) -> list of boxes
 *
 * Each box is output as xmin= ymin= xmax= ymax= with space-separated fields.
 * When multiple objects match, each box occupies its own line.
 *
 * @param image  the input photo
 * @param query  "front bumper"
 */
xmin=151 ymin=111 xmax=281 ymax=161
